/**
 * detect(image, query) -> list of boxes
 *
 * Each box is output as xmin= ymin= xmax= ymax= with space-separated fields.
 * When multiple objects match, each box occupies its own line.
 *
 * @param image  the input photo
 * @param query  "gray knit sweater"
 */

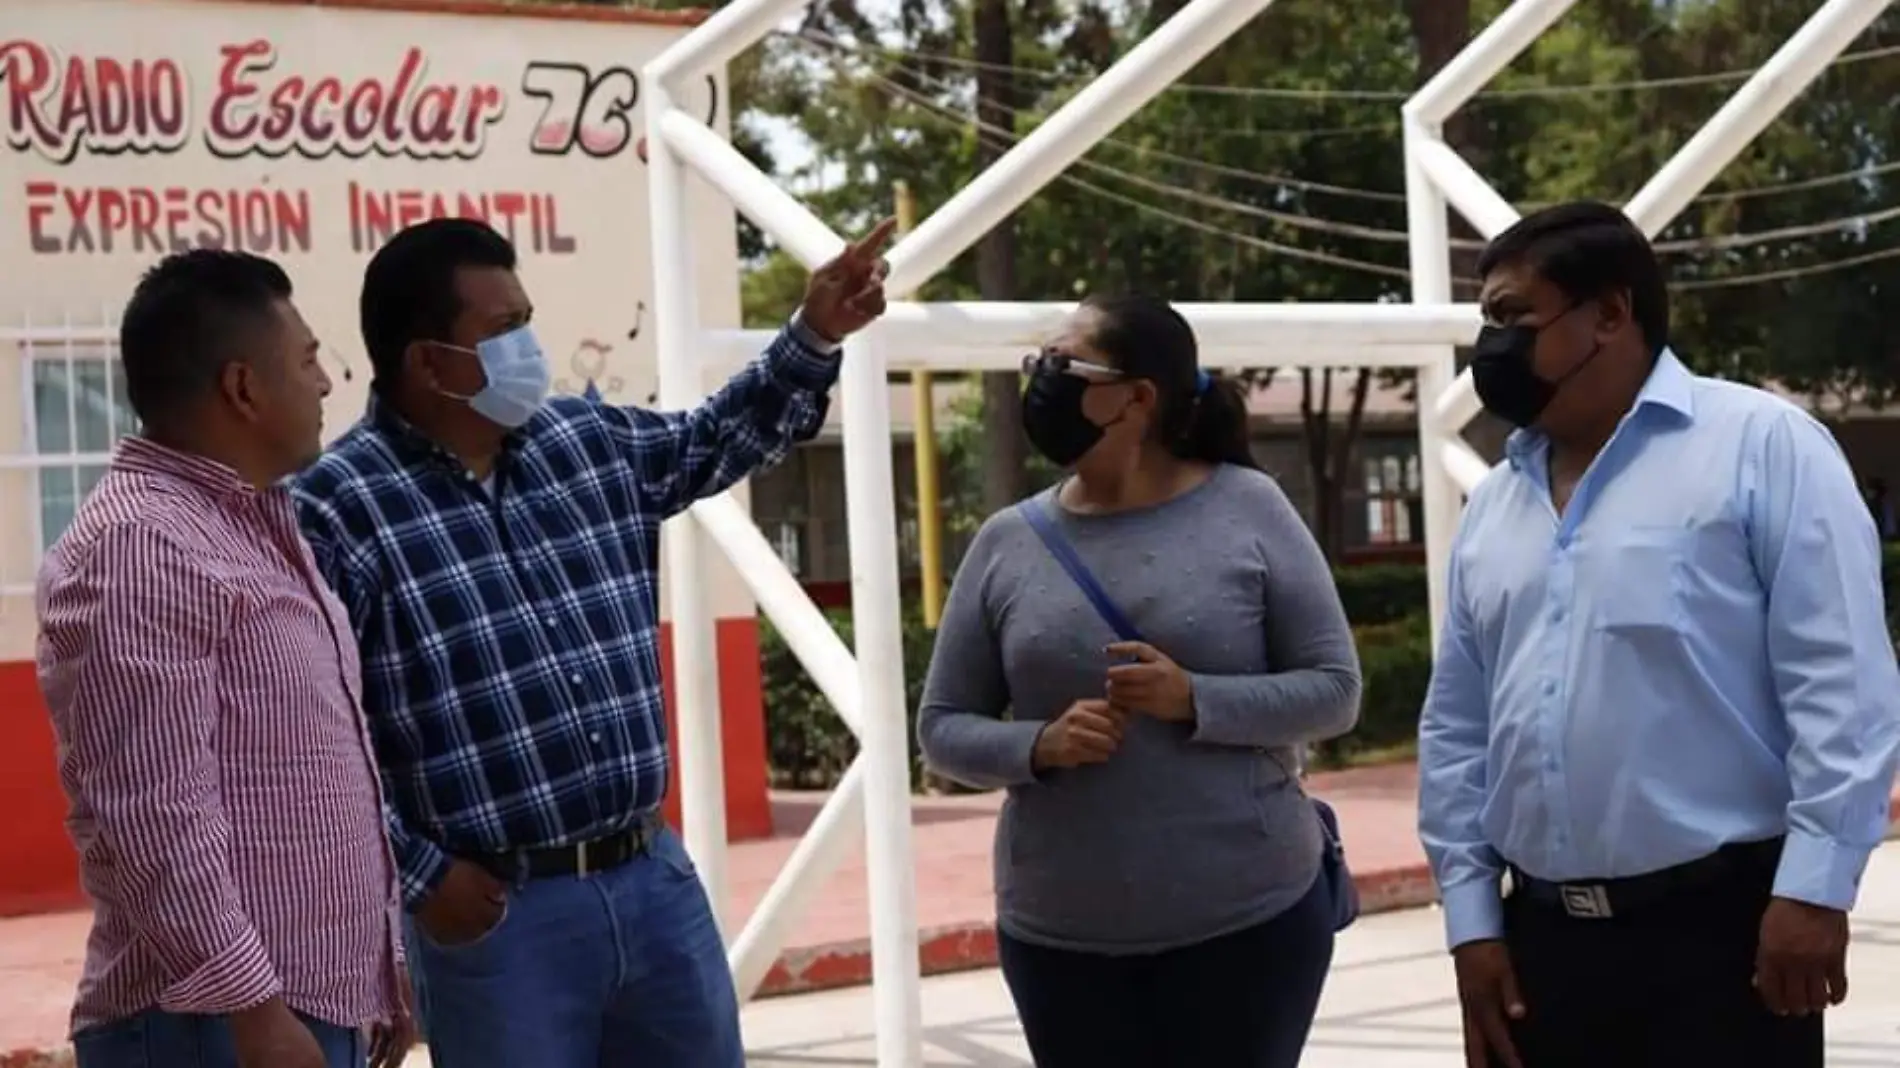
xmin=916 ymin=465 xmax=1362 ymax=954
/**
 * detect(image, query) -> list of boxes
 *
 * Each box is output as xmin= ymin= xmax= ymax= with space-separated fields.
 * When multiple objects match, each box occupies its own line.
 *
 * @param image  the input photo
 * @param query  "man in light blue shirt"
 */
xmin=1418 ymin=201 xmax=1900 ymax=1068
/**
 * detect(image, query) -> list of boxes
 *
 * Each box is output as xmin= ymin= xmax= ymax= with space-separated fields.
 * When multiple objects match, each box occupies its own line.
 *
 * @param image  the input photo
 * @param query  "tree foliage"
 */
xmin=740 ymin=0 xmax=1897 ymax=369
xmin=549 ymin=0 xmax=1900 ymax=536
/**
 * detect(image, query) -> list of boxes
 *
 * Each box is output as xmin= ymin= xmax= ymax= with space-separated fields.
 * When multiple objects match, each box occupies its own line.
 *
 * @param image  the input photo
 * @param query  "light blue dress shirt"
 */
xmin=1418 ymin=351 xmax=1900 ymax=950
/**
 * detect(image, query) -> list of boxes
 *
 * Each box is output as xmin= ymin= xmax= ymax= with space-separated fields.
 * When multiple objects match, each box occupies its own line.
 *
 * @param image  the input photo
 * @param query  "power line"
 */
xmin=853 ymin=63 xmax=1415 ymax=280
xmin=789 ymin=31 xmax=1900 ymax=103
xmin=1099 ymin=139 xmax=1900 ymax=210
xmin=1075 ymin=170 xmax=1417 ymax=280
xmin=794 ymin=29 xmax=1900 ymax=210
xmin=785 ymin=37 xmax=1900 ymax=293
xmin=827 ymin=39 xmax=1900 ymax=263
xmin=1082 ymin=139 xmax=1405 ymax=205
xmin=1663 ymin=204 xmax=1900 ymax=253
xmin=874 ymin=66 xmax=1900 ymax=292
xmin=1693 ymin=159 xmax=1900 ymax=204
xmin=1671 ymin=244 xmax=1900 ymax=290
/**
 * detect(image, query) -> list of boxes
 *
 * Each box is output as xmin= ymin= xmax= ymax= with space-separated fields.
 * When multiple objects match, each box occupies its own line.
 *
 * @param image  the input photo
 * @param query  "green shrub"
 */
xmin=1312 ymin=613 xmax=1434 ymax=769
xmin=763 ymin=550 xmax=1900 ymax=790
xmin=760 ymin=603 xmax=1439 ymax=790
xmin=1334 ymin=563 xmax=1428 ymax=626
xmin=757 ymin=608 xmax=935 ymax=790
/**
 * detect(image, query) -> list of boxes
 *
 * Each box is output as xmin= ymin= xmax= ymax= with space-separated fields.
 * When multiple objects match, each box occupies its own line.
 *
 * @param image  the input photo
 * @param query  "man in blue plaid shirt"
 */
xmin=292 ymin=216 xmax=893 ymax=1068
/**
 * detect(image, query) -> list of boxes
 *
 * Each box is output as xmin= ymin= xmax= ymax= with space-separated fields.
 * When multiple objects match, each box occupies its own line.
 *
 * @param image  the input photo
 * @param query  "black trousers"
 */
xmin=996 ymin=870 xmax=1335 ymax=1068
xmin=1503 ymin=846 xmax=1824 ymax=1068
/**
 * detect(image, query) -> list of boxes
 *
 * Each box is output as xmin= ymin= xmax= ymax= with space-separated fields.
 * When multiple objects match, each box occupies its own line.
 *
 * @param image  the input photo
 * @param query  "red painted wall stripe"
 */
xmin=0 ymin=618 xmax=772 ymax=918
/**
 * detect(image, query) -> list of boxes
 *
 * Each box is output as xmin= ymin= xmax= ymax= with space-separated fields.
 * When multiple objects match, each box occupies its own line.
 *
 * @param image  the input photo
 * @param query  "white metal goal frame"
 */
xmin=641 ymin=0 xmax=1890 ymax=1063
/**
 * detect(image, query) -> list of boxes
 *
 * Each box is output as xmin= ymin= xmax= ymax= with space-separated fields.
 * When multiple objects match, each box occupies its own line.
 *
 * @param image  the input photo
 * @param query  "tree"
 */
xmin=971 ymin=0 xmax=1034 ymax=515
xmin=1481 ymin=0 xmax=1900 ymax=408
xmin=733 ymin=0 xmax=1900 ymax=541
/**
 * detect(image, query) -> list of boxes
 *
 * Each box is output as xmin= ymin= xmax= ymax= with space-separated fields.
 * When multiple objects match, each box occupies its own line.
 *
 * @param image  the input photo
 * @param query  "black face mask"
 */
xmin=1469 ymin=309 xmax=1602 ymax=428
xmin=1021 ymin=372 xmax=1111 ymax=467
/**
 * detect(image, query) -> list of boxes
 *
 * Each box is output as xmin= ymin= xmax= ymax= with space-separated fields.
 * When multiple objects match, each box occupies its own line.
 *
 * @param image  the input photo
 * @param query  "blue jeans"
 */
xmin=407 ymin=826 xmax=742 ymax=1068
xmin=72 ymin=1008 xmax=364 ymax=1067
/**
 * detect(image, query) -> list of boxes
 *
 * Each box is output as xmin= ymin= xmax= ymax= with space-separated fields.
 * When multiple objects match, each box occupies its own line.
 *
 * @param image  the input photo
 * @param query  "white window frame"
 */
xmin=7 ymin=319 xmax=132 ymax=591
xmin=1360 ymin=438 xmax=1425 ymax=548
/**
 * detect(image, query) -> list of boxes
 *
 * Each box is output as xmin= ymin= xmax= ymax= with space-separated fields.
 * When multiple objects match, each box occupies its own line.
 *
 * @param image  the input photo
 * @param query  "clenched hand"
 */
xmin=1103 ymin=641 xmax=1194 ymax=723
xmin=1032 ymin=699 xmax=1126 ymax=771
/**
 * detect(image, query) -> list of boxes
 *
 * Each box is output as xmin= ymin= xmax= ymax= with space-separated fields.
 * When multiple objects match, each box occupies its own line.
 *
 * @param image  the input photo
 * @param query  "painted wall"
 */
xmin=0 ymin=0 xmax=775 ymax=915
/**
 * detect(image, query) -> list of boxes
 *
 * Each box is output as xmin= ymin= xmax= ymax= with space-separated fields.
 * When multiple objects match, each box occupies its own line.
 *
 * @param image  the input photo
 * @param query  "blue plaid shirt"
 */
xmin=292 ymin=325 xmax=838 ymax=907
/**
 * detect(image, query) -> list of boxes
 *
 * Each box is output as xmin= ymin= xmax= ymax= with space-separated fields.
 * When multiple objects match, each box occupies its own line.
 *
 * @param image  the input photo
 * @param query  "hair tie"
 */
xmin=1195 ymin=369 xmax=1214 ymax=396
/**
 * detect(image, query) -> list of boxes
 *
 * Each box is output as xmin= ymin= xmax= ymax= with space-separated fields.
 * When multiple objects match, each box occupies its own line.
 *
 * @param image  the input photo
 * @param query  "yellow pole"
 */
xmin=897 ymin=181 xmax=946 ymax=628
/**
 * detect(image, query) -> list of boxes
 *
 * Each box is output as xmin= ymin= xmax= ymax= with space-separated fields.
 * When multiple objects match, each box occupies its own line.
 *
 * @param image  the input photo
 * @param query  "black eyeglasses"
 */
xmin=1021 ymin=351 xmax=1124 ymax=380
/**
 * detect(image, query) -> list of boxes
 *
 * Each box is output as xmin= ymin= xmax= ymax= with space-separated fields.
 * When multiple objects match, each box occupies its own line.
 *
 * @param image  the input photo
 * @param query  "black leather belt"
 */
xmin=476 ymin=811 xmax=665 ymax=882
xmin=1508 ymin=836 xmax=1783 ymax=920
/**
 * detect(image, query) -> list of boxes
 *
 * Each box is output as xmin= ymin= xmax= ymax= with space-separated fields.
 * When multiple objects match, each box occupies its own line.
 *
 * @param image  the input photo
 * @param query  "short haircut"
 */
xmin=118 ymin=249 xmax=294 ymax=427
xmin=1478 ymin=200 xmax=1669 ymax=358
xmin=360 ymin=218 xmax=517 ymax=383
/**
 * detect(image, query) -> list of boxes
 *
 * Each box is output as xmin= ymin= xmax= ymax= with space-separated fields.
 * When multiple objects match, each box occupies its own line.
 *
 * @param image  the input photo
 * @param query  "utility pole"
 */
xmin=895 ymin=181 xmax=945 ymax=628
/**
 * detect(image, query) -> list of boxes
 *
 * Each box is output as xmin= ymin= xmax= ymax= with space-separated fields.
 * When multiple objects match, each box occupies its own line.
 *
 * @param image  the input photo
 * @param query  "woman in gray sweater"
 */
xmin=916 ymin=294 xmax=1363 ymax=1067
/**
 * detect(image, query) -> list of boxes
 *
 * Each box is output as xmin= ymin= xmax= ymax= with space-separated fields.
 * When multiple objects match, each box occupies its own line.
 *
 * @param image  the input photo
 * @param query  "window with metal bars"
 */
xmin=22 ymin=338 xmax=139 ymax=552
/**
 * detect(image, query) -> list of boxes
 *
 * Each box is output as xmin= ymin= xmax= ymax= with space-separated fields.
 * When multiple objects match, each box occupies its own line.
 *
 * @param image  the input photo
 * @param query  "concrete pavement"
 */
xmin=0 ymin=764 xmax=1434 ymax=1059
xmin=67 ymin=842 xmax=1900 ymax=1068
xmin=729 ymin=839 xmax=1900 ymax=1067
xmin=11 ymin=771 xmax=1897 ymax=1066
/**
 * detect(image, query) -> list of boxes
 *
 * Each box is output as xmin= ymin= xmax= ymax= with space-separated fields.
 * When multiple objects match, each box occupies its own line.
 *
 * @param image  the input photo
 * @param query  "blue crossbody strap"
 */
xmin=1019 ymin=496 xmax=1358 ymax=930
xmin=1017 ymin=499 xmax=1144 ymax=644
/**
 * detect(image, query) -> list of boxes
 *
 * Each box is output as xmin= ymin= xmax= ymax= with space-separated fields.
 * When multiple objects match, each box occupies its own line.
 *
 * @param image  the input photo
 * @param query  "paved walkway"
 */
xmin=0 ymin=763 xmax=1425 ymax=1058
xmin=10 ymin=763 xmax=1895 ymax=1064
xmin=732 ymin=839 xmax=1900 ymax=1066
xmin=739 ymin=762 xmax=1429 ymax=992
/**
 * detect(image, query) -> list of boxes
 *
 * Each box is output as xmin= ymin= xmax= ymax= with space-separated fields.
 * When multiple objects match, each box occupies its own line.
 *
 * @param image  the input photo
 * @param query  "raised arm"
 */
xmin=1417 ymin=538 xmax=1508 ymax=949
xmin=38 ymin=525 xmax=280 ymax=1013
xmin=604 ymin=220 xmax=898 ymax=518
xmin=1748 ymin=409 xmax=1900 ymax=910
xmin=1184 ymin=475 xmax=1362 ymax=750
xmin=600 ymin=322 xmax=841 ymax=519
xmin=915 ymin=523 xmax=1043 ymax=789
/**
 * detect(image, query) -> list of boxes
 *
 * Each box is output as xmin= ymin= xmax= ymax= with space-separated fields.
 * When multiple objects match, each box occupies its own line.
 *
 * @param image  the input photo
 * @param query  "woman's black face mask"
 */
xmin=1020 ymin=371 xmax=1105 ymax=467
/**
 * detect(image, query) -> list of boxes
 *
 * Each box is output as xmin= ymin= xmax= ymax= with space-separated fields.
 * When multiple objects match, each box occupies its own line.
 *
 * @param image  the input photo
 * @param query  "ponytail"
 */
xmin=1174 ymin=373 xmax=1259 ymax=470
xmin=1077 ymin=292 xmax=1259 ymax=469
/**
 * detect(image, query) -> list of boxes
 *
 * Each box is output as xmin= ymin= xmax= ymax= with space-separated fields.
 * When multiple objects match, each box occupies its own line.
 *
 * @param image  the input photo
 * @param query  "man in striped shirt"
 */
xmin=292 ymin=217 xmax=891 ymax=1066
xmin=36 ymin=251 xmax=413 ymax=1068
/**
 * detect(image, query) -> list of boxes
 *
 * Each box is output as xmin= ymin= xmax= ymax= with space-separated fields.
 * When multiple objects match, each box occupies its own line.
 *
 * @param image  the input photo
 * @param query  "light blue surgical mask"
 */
xmin=436 ymin=325 xmax=551 ymax=429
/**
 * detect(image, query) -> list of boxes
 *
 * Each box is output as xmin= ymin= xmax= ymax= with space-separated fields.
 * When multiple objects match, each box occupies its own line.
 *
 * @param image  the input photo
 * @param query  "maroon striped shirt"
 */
xmin=36 ymin=437 xmax=403 ymax=1034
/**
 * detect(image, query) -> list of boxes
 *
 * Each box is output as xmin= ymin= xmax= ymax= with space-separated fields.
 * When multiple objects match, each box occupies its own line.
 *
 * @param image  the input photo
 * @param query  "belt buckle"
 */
xmin=576 ymin=839 xmax=591 ymax=878
xmin=1559 ymin=883 xmax=1613 ymax=919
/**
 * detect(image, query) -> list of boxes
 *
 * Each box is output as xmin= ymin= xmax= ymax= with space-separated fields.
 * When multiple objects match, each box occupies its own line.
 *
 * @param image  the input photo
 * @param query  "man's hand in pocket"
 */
xmin=416 ymin=860 xmax=509 ymax=947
